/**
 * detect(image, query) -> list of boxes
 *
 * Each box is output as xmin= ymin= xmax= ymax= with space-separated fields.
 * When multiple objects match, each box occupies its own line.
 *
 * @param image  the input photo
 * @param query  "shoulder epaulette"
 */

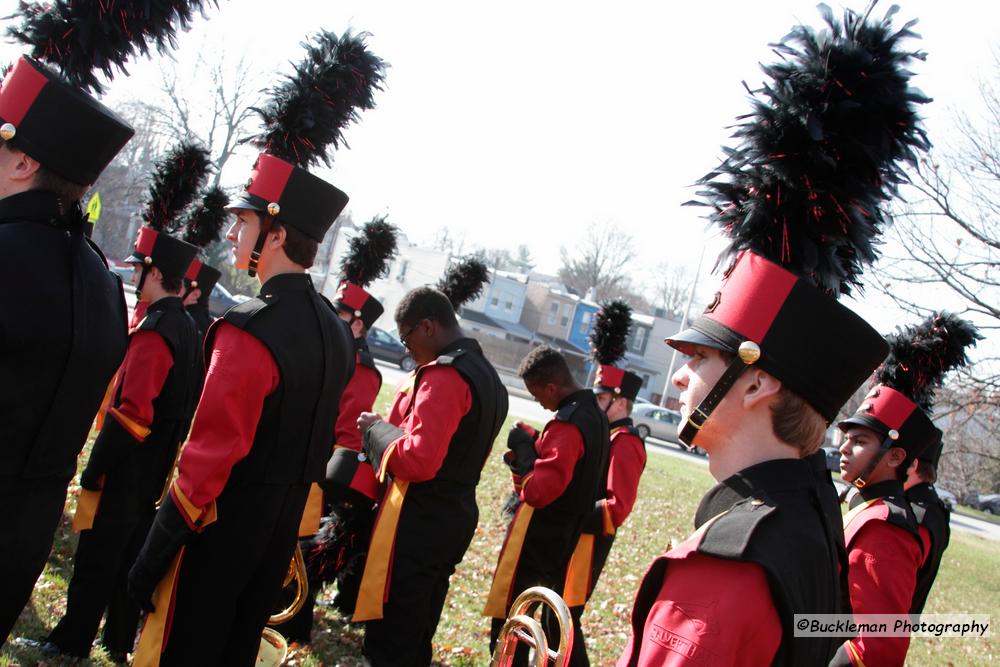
xmin=358 ymin=347 xmax=376 ymax=369
xmin=626 ymin=425 xmax=643 ymax=440
xmin=435 ymin=348 xmax=468 ymax=366
xmin=223 ymin=295 xmax=275 ymax=330
xmin=698 ymin=494 xmax=777 ymax=560
xmin=555 ymin=400 xmax=580 ymax=422
xmin=137 ymin=310 xmax=164 ymax=331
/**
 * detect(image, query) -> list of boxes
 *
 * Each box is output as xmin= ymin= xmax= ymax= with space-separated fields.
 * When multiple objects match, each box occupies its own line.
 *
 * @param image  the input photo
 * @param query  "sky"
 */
xmin=1 ymin=0 xmax=998 ymax=339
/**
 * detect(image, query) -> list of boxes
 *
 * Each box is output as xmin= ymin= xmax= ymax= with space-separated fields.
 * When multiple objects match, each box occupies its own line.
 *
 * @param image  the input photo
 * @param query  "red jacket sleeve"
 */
xmin=918 ymin=524 xmax=932 ymax=567
xmin=616 ymin=553 xmax=781 ymax=667
xmin=381 ymin=365 xmax=471 ymax=482
xmin=107 ymin=330 xmax=174 ymax=442
xmin=603 ymin=431 xmax=646 ymax=529
xmin=842 ymin=521 xmax=923 ymax=666
xmin=521 ymin=420 xmax=583 ymax=508
xmin=175 ymin=322 xmax=279 ymax=511
xmin=386 ymin=371 xmax=416 ymax=425
xmin=334 ymin=360 xmax=381 ymax=451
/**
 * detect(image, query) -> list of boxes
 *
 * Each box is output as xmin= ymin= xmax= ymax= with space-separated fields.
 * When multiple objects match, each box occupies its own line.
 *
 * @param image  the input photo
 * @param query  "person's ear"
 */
xmin=149 ymin=265 xmax=164 ymax=284
xmin=742 ymin=368 xmax=782 ymax=410
xmin=268 ymin=224 xmax=287 ymax=250
xmin=885 ymin=447 xmax=908 ymax=469
xmin=8 ymin=148 xmax=42 ymax=182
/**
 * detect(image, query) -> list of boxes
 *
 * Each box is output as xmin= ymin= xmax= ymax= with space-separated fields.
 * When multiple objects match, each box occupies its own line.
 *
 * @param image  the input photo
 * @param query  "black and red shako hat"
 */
xmin=228 ymin=152 xmax=349 ymax=243
xmin=0 ymin=57 xmax=133 ymax=186
xmin=839 ymin=385 xmax=939 ymax=458
xmin=667 ymin=251 xmax=888 ymax=423
xmin=184 ymin=259 xmax=222 ymax=296
xmin=126 ymin=226 xmax=199 ymax=282
xmin=594 ymin=365 xmax=643 ymax=402
xmin=335 ymin=281 xmax=384 ymax=329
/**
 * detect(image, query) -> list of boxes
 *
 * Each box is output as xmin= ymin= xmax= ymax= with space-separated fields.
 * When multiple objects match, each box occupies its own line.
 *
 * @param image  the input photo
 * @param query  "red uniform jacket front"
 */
xmin=838 ymin=495 xmax=923 ymax=667
xmin=616 ymin=524 xmax=781 ymax=666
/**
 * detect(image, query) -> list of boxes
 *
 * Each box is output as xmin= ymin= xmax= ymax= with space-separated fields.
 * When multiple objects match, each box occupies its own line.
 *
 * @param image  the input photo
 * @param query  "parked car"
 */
xmin=208 ymin=282 xmax=249 ymax=318
xmin=367 ymin=326 xmax=416 ymax=371
xmin=976 ymin=493 xmax=1000 ymax=514
xmin=821 ymin=446 xmax=842 ymax=472
xmin=632 ymin=404 xmax=683 ymax=445
xmin=936 ymin=488 xmax=957 ymax=511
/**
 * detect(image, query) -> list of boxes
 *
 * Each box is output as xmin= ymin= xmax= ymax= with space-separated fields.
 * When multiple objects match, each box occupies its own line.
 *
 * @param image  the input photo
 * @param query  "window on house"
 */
xmin=560 ymin=304 xmax=569 ymax=327
xmin=396 ymin=260 xmax=408 ymax=283
xmin=642 ymin=373 xmax=650 ymax=388
xmin=579 ymin=311 xmax=592 ymax=335
xmin=548 ymin=302 xmax=559 ymax=324
xmin=505 ymin=298 xmax=513 ymax=310
xmin=632 ymin=327 xmax=647 ymax=352
xmin=491 ymin=296 xmax=499 ymax=306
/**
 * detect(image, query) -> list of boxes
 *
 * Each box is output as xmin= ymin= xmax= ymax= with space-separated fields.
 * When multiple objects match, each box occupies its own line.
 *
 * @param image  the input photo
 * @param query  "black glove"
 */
xmin=362 ymin=420 xmax=405 ymax=476
xmin=80 ymin=417 xmax=135 ymax=491
xmin=128 ymin=492 xmax=195 ymax=613
xmin=504 ymin=427 xmax=538 ymax=477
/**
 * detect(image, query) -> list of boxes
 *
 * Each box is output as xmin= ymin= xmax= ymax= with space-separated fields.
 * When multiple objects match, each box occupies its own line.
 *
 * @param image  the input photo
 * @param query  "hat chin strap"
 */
xmin=135 ymin=264 xmax=150 ymax=302
xmin=851 ymin=434 xmax=896 ymax=489
xmin=679 ymin=352 xmax=758 ymax=448
xmin=247 ymin=215 xmax=274 ymax=278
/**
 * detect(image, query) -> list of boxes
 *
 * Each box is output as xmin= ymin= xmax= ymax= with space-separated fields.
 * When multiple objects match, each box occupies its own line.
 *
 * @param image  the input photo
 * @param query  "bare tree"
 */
xmin=430 ymin=226 xmax=468 ymax=258
xmin=155 ymin=53 xmax=262 ymax=185
xmin=872 ymin=55 xmax=1000 ymax=437
xmin=558 ymin=222 xmax=636 ymax=300
xmin=646 ymin=263 xmax=696 ymax=319
xmin=88 ymin=101 xmax=172 ymax=260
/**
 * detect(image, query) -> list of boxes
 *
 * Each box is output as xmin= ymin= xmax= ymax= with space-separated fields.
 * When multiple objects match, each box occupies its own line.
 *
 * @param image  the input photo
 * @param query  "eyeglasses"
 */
xmin=399 ymin=319 xmax=429 ymax=347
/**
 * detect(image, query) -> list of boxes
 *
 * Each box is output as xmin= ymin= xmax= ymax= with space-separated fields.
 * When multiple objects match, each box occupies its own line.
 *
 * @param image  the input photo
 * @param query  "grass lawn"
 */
xmin=4 ymin=385 xmax=998 ymax=665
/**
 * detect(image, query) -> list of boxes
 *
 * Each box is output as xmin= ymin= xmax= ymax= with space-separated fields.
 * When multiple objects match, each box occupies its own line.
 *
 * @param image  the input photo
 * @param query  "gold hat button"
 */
xmin=0 ymin=122 xmax=15 ymax=141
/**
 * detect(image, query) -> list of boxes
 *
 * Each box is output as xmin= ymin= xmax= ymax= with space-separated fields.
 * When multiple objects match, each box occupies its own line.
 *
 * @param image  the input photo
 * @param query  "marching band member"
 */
xmin=618 ymin=5 xmax=930 ymax=665
xmin=127 ymin=30 xmax=384 ymax=664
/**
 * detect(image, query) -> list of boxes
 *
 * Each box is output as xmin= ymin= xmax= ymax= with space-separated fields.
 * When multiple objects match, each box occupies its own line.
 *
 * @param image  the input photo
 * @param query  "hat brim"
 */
xmin=123 ymin=252 xmax=145 ymax=265
xmin=837 ymin=413 xmax=887 ymax=436
xmin=664 ymin=326 xmax=735 ymax=355
xmin=226 ymin=195 xmax=265 ymax=212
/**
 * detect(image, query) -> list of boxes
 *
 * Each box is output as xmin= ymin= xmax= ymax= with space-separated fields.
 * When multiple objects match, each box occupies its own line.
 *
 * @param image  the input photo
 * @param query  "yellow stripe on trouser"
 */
xmin=72 ymin=487 xmax=103 ymax=533
xmin=846 ymin=639 xmax=866 ymax=667
xmin=563 ymin=533 xmax=594 ymax=607
xmin=133 ymin=548 xmax=185 ymax=667
xmin=483 ymin=504 xmax=535 ymax=618
xmin=298 ymin=483 xmax=324 ymax=537
xmin=353 ymin=479 xmax=410 ymax=622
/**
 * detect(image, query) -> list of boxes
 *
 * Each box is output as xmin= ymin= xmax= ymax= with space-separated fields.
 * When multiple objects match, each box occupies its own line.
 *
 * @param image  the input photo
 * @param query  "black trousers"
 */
xmin=362 ymin=495 xmax=478 ymax=667
xmin=159 ymin=482 xmax=310 ymax=666
xmin=0 ymin=475 xmax=69 ymax=646
xmin=47 ymin=458 xmax=152 ymax=657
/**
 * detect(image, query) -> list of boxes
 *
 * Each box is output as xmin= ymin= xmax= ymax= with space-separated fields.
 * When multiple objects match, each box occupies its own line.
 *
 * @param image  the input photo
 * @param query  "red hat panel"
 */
xmin=185 ymin=258 xmax=204 ymax=282
xmin=337 ymin=281 xmax=371 ymax=313
xmin=859 ymin=386 xmax=917 ymax=432
xmin=703 ymin=252 xmax=798 ymax=344
xmin=0 ymin=58 xmax=47 ymax=126
xmin=595 ymin=365 xmax=625 ymax=390
xmin=246 ymin=153 xmax=294 ymax=204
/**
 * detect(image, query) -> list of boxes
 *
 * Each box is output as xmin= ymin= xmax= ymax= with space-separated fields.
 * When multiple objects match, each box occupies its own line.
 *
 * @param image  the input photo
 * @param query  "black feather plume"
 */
xmin=437 ymin=257 xmax=490 ymax=309
xmin=182 ymin=186 xmax=229 ymax=249
xmin=251 ymin=30 xmax=387 ymax=168
xmin=876 ymin=313 xmax=981 ymax=411
xmin=7 ymin=1 xmax=214 ymax=94
xmin=141 ymin=142 xmax=211 ymax=231
xmin=339 ymin=216 xmax=398 ymax=288
xmin=590 ymin=299 xmax=632 ymax=365
xmin=689 ymin=3 xmax=931 ymax=296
